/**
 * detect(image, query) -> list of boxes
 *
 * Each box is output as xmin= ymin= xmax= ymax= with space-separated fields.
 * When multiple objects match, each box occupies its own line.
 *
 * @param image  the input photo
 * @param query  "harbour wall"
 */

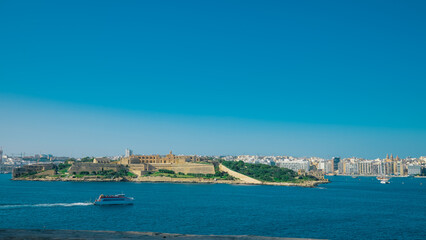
xmin=68 ymin=163 xmax=126 ymax=174
xmin=129 ymin=163 xmax=215 ymax=176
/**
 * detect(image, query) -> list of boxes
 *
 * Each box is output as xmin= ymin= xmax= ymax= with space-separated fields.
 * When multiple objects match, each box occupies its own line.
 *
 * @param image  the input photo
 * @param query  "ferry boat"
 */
xmin=93 ymin=194 xmax=134 ymax=205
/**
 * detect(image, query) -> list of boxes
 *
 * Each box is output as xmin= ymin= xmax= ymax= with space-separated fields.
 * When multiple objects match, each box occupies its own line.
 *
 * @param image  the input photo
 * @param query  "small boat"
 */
xmin=377 ymin=176 xmax=390 ymax=184
xmin=94 ymin=194 xmax=134 ymax=206
xmin=380 ymin=179 xmax=390 ymax=184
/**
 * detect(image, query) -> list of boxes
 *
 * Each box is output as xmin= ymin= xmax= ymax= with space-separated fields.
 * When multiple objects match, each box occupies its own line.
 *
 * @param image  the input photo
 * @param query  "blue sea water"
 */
xmin=0 ymin=175 xmax=425 ymax=240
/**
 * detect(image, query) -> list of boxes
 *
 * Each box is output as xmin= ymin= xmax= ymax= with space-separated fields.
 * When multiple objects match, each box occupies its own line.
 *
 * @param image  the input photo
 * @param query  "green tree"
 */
xmin=222 ymin=161 xmax=316 ymax=183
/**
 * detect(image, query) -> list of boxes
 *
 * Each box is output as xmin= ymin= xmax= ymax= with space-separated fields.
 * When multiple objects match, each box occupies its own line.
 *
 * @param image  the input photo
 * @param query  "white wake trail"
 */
xmin=0 ymin=202 xmax=92 ymax=209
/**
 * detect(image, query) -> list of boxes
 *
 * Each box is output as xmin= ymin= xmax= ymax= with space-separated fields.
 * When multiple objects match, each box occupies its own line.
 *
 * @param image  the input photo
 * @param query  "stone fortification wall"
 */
xmin=69 ymin=162 xmax=126 ymax=174
xmin=12 ymin=163 xmax=57 ymax=178
xmin=151 ymin=163 xmax=215 ymax=174
xmin=128 ymin=164 xmax=156 ymax=176
xmin=135 ymin=176 xmax=238 ymax=184
xmin=219 ymin=164 xmax=262 ymax=184
xmin=128 ymin=163 xmax=215 ymax=176
xmin=35 ymin=169 xmax=56 ymax=177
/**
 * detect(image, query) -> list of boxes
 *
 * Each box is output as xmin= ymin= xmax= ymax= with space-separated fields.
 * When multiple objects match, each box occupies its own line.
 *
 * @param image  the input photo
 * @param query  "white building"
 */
xmin=278 ymin=160 xmax=309 ymax=172
xmin=407 ymin=165 xmax=421 ymax=175
xmin=125 ymin=149 xmax=133 ymax=158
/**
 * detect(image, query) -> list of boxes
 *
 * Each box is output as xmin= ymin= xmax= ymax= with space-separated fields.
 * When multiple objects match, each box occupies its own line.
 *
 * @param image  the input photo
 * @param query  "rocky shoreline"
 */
xmin=12 ymin=176 xmax=328 ymax=187
xmin=0 ymin=229 xmax=325 ymax=240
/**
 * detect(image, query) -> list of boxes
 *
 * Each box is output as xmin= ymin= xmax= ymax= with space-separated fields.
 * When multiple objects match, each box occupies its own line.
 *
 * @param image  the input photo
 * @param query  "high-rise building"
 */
xmin=125 ymin=148 xmax=133 ymax=158
xmin=278 ymin=160 xmax=310 ymax=172
xmin=358 ymin=160 xmax=373 ymax=175
xmin=0 ymin=148 xmax=3 ymax=173
xmin=338 ymin=160 xmax=345 ymax=174
xmin=331 ymin=157 xmax=340 ymax=172
xmin=344 ymin=161 xmax=358 ymax=175
xmin=407 ymin=165 xmax=421 ymax=175
xmin=325 ymin=160 xmax=333 ymax=174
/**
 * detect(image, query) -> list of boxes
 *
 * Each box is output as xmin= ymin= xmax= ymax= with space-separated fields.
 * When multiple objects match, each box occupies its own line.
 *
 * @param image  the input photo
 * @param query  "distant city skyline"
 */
xmin=1 ymin=1 xmax=426 ymax=158
xmin=2 ymin=148 xmax=424 ymax=160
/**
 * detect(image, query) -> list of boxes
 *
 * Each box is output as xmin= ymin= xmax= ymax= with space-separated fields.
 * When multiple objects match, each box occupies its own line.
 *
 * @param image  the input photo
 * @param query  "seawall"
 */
xmin=134 ymin=176 xmax=241 ymax=184
xmin=129 ymin=163 xmax=215 ymax=176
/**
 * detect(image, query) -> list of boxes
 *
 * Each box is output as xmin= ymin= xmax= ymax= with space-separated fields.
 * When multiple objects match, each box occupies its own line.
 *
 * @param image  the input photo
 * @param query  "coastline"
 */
xmin=11 ymin=176 xmax=329 ymax=187
xmin=0 ymin=229 xmax=324 ymax=240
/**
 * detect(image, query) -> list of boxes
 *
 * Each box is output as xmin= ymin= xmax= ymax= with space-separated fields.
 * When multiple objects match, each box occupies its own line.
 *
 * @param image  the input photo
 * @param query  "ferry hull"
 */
xmin=94 ymin=200 xmax=133 ymax=206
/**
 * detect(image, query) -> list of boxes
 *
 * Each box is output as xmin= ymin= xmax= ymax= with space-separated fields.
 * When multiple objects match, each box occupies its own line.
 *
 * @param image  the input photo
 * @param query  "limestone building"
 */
xmin=121 ymin=151 xmax=213 ymax=176
xmin=93 ymin=157 xmax=111 ymax=164
xmin=121 ymin=151 xmax=199 ymax=165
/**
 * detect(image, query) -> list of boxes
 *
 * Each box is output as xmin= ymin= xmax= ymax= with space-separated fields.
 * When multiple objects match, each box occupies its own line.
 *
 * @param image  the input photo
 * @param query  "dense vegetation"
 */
xmin=58 ymin=163 xmax=72 ymax=173
xmin=79 ymin=157 xmax=94 ymax=163
xmin=213 ymin=164 xmax=234 ymax=179
xmin=158 ymin=169 xmax=175 ymax=174
xmin=70 ymin=169 xmax=136 ymax=179
xmin=222 ymin=161 xmax=317 ymax=182
xmin=18 ymin=171 xmax=38 ymax=178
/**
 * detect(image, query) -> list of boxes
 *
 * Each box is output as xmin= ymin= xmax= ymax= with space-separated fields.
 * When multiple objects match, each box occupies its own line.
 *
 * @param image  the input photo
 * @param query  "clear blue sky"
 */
xmin=1 ymin=0 xmax=425 ymax=158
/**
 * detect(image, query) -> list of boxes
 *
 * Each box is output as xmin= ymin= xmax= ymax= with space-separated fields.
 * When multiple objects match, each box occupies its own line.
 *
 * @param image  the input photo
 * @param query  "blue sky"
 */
xmin=0 ymin=1 xmax=425 ymax=158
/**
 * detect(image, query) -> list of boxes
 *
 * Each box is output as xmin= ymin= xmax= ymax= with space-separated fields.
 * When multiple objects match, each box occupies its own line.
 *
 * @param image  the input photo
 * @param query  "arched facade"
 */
xmin=120 ymin=151 xmax=199 ymax=165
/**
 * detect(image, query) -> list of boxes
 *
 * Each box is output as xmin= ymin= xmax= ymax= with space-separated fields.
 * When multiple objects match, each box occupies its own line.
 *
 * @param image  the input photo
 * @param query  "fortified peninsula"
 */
xmin=11 ymin=151 xmax=328 ymax=187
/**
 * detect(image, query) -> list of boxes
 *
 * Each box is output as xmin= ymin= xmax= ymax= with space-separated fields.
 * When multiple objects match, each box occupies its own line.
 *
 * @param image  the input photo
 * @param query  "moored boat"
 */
xmin=377 ymin=176 xmax=390 ymax=184
xmin=380 ymin=179 xmax=390 ymax=184
xmin=94 ymin=194 xmax=134 ymax=205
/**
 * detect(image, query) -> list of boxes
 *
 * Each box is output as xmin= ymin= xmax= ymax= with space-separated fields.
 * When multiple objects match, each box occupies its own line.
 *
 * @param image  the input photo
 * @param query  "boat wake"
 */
xmin=0 ymin=202 xmax=92 ymax=209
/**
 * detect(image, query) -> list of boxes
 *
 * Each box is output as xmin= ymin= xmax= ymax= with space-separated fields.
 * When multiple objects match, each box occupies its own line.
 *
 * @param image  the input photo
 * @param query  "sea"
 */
xmin=0 ymin=174 xmax=425 ymax=240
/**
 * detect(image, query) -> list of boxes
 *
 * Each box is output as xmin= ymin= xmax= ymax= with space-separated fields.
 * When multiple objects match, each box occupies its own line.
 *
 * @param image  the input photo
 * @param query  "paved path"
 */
xmin=219 ymin=164 xmax=262 ymax=184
